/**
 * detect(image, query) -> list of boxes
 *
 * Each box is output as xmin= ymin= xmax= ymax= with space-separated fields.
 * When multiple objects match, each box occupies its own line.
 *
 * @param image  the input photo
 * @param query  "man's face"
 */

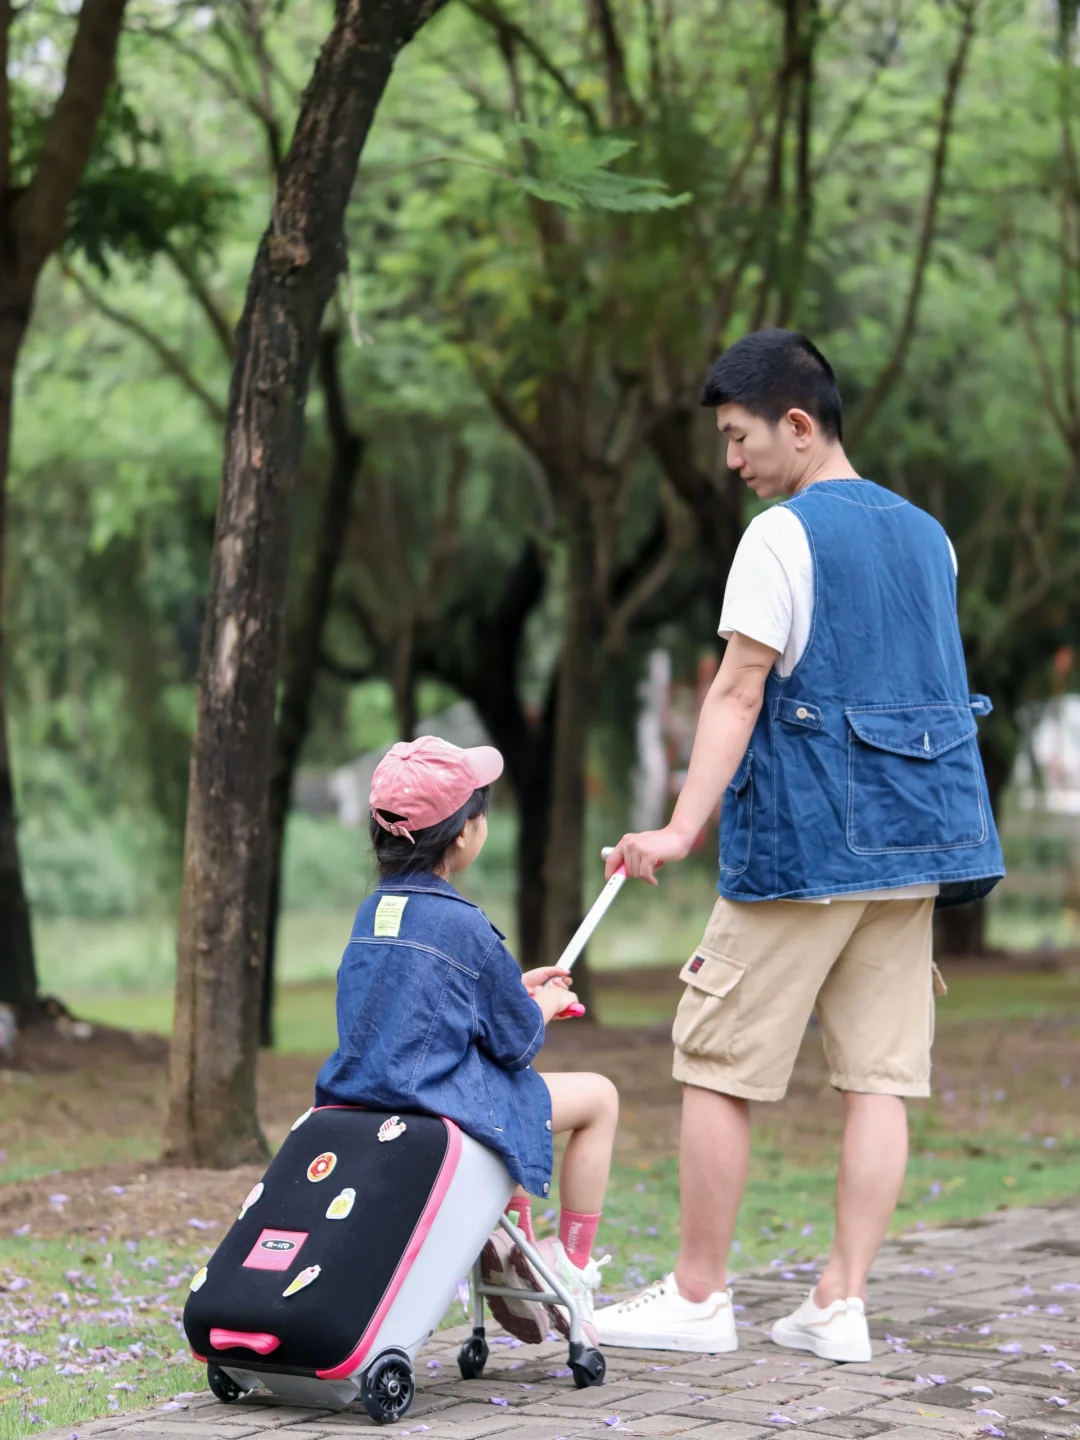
xmin=716 ymin=402 xmax=802 ymax=500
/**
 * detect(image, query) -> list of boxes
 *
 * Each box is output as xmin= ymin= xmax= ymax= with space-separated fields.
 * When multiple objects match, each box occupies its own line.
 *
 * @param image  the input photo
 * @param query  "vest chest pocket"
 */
xmin=672 ymin=949 xmax=746 ymax=1060
xmin=720 ymin=749 xmax=754 ymax=875
xmin=844 ymin=705 xmax=987 ymax=855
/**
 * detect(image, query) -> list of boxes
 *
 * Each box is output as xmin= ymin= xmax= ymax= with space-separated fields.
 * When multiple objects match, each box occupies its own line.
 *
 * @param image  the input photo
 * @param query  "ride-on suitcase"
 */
xmin=183 ymin=1105 xmax=606 ymax=1422
xmin=184 ymin=868 xmax=626 ymax=1422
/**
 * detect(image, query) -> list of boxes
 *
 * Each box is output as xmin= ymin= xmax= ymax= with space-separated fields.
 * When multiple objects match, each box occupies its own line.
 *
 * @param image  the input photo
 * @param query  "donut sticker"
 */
xmin=283 ymin=1264 xmax=321 ymax=1297
xmin=326 ymin=1187 xmax=356 ymax=1220
xmin=290 ymin=1107 xmax=313 ymax=1132
xmin=237 ymin=1181 xmax=264 ymax=1220
xmin=189 ymin=1266 xmax=207 ymax=1293
xmin=377 ymin=1116 xmax=407 ymax=1144
xmin=306 ymin=1151 xmax=337 ymax=1182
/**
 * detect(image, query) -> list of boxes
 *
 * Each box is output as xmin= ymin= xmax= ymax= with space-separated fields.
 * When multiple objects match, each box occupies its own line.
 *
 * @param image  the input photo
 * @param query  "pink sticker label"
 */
xmin=242 ymin=1228 xmax=309 ymax=1271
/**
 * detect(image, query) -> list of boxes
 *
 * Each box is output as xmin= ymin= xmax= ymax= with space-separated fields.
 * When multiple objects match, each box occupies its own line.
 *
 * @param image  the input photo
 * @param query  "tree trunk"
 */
xmin=0 ymin=0 xmax=131 ymax=1021
xmin=260 ymin=332 xmax=365 ymax=1049
xmin=541 ymin=507 xmax=596 ymax=1007
xmin=165 ymin=0 xmax=447 ymax=1167
xmin=0 ymin=322 xmax=37 ymax=1020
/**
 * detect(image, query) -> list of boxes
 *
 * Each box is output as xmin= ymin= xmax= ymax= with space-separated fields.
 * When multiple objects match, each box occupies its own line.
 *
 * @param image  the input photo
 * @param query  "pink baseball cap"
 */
xmin=370 ymin=735 xmax=504 ymax=843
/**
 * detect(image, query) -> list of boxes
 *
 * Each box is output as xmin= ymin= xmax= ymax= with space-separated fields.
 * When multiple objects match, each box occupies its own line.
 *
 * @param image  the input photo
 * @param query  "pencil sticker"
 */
xmin=290 ymin=1107 xmax=313 ymax=1131
xmin=283 ymin=1264 xmax=321 ymax=1297
xmin=189 ymin=1266 xmax=207 ymax=1293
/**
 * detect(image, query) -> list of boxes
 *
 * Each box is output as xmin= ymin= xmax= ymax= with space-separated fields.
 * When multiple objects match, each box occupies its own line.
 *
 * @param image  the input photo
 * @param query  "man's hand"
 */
xmin=605 ymin=825 xmax=692 ymax=884
xmin=521 ymin=966 xmax=571 ymax=992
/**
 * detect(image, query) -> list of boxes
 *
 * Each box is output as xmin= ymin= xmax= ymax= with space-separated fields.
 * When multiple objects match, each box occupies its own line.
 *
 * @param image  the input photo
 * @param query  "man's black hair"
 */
xmin=370 ymin=786 xmax=491 ymax=880
xmin=699 ymin=329 xmax=843 ymax=441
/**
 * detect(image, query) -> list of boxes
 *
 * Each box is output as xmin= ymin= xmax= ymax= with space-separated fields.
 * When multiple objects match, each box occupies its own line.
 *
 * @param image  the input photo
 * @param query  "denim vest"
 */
xmin=719 ymin=480 xmax=1005 ymax=907
xmin=314 ymin=873 xmax=554 ymax=1197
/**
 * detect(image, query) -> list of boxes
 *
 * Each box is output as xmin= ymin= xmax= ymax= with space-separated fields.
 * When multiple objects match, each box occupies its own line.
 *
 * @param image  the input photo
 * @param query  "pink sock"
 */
xmin=559 ymin=1209 xmax=601 ymax=1269
xmin=506 ymin=1194 xmax=535 ymax=1242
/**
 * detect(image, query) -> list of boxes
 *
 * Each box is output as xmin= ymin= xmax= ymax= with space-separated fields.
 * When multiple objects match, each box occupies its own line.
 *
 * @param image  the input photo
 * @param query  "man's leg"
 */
xmin=673 ymin=1085 xmax=751 ymax=1302
xmin=815 ymin=1092 xmax=908 ymax=1306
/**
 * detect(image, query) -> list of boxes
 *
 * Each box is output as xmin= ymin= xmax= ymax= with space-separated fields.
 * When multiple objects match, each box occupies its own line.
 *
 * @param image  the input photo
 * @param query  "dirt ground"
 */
xmin=1 ymin=962 xmax=1078 ymax=1248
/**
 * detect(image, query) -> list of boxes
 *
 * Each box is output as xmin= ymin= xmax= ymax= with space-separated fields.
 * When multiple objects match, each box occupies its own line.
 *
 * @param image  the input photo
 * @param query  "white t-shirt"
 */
xmin=718 ymin=503 xmax=958 ymax=903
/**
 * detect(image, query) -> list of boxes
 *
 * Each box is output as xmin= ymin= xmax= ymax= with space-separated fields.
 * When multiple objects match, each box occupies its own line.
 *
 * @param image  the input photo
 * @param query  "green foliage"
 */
xmin=514 ymin=128 xmax=693 ymax=212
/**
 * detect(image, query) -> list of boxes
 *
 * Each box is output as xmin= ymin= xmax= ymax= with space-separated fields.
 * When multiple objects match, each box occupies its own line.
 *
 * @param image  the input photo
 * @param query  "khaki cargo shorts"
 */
xmin=672 ymin=896 xmax=944 ymax=1101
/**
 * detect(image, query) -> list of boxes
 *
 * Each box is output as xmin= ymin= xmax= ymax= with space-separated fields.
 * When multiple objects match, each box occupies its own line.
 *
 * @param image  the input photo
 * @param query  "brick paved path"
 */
xmin=45 ymin=1201 xmax=1080 ymax=1440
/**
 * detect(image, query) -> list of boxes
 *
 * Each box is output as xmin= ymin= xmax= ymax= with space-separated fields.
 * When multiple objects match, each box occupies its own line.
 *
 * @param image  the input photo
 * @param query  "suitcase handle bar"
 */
xmin=542 ymin=848 xmax=627 ymax=1018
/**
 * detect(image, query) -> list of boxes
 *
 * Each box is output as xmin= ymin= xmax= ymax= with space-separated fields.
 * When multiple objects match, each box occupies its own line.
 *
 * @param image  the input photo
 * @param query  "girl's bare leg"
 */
xmin=544 ymin=1071 xmax=619 ymax=1214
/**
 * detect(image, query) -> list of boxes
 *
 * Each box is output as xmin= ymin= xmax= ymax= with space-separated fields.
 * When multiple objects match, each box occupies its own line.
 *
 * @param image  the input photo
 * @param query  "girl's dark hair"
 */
xmin=370 ymin=786 xmax=490 ymax=880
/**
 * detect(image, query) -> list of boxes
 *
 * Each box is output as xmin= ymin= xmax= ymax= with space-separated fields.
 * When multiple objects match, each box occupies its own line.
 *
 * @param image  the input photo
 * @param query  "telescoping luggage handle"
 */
xmin=543 ymin=848 xmax=627 ymax=1019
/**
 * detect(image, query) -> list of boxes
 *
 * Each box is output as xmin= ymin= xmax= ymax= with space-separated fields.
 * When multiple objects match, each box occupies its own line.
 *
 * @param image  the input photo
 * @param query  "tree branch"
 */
xmin=586 ymin=0 xmax=642 ymax=126
xmin=0 ymin=1 xmax=11 ymax=202
xmin=848 ymin=0 xmax=979 ymax=449
xmin=162 ymin=241 xmax=237 ymax=362
xmin=18 ymin=0 xmax=129 ymax=280
xmin=461 ymin=0 xmax=600 ymax=132
xmin=62 ymin=262 xmax=227 ymax=427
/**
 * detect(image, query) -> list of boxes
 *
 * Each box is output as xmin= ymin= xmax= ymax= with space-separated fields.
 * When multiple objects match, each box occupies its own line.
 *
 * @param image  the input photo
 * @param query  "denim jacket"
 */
xmin=720 ymin=480 xmax=1004 ymax=907
xmin=314 ymin=872 xmax=554 ymax=1197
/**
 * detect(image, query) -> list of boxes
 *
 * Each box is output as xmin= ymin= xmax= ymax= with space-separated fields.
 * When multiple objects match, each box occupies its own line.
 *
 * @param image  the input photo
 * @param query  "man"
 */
xmin=595 ymin=329 xmax=1004 ymax=1361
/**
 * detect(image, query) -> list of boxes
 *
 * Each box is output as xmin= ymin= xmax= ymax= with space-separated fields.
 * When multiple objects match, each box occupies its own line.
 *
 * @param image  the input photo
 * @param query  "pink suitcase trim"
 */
xmin=315 ymin=1116 xmax=464 ymax=1380
xmin=209 ymin=1328 xmax=281 ymax=1356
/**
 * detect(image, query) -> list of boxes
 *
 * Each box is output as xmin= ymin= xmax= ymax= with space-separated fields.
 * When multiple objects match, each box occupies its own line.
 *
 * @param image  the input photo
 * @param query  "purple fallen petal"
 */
xmin=996 ymin=1342 xmax=1023 ymax=1354
xmin=489 ymin=1397 xmax=509 ymax=1407
xmin=1047 ymin=1397 xmax=1070 ymax=1407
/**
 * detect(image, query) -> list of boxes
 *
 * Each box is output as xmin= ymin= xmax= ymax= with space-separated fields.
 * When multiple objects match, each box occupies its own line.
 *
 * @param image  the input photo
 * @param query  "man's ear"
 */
xmin=787 ymin=407 xmax=816 ymax=446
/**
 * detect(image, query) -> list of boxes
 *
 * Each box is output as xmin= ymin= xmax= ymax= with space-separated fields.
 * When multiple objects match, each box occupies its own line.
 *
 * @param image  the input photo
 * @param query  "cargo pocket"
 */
xmin=845 ymin=705 xmax=987 ymax=854
xmin=671 ymin=948 xmax=746 ymax=1061
xmin=719 ymin=749 xmax=754 ymax=876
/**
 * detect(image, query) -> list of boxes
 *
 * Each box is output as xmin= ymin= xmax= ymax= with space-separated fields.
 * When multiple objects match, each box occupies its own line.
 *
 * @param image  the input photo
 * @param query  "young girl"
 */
xmin=314 ymin=735 xmax=619 ymax=1344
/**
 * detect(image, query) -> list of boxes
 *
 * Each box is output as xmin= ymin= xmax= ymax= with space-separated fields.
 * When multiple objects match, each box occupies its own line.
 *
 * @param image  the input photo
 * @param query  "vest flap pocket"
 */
xmin=678 ymin=948 xmax=745 ymax=999
xmin=845 ymin=705 xmax=976 ymax=761
xmin=777 ymin=697 xmax=822 ymax=729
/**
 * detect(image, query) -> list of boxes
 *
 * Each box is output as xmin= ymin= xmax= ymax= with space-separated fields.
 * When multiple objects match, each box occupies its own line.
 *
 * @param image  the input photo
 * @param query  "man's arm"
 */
xmin=605 ymin=632 xmax=778 ymax=883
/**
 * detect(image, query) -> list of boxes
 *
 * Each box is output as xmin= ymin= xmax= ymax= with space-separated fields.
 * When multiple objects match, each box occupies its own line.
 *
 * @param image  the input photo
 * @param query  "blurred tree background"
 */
xmin=6 ymin=0 xmax=1080 ymax=1042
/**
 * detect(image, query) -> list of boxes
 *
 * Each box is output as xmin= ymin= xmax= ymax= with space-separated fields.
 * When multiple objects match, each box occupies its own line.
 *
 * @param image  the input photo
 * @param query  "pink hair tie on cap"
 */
xmin=369 ymin=735 xmax=504 ymax=837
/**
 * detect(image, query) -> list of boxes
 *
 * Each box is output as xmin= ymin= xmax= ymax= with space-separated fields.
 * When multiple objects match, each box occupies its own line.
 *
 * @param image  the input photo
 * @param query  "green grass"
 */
xmin=56 ymin=965 xmax=1080 ymax=1055
xmin=0 ymin=1232 xmax=207 ymax=1439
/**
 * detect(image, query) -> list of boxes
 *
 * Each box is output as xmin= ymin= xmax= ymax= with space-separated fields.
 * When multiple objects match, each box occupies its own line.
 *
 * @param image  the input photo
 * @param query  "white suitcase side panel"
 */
xmin=357 ymin=1130 xmax=514 ymax=1364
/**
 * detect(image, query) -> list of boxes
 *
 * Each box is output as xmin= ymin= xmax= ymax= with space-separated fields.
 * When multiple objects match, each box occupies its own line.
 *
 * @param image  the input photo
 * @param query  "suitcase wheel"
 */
xmin=457 ymin=1333 xmax=489 ymax=1380
xmin=570 ymin=1342 xmax=606 ymax=1389
xmin=206 ymin=1362 xmax=248 ymax=1404
xmin=361 ymin=1349 xmax=415 ymax=1424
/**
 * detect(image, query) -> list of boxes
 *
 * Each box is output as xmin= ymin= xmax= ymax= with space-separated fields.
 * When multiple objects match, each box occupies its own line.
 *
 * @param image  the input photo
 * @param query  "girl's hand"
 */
xmin=521 ymin=966 xmax=571 ymax=991
xmin=532 ymin=983 xmax=579 ymax=1024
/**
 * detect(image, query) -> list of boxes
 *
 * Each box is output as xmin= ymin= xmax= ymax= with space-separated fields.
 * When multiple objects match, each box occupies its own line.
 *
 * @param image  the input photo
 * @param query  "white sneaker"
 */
xmin=534 ymin=1237 xmax=605 ymax=1347
xmin=771 ymin=1289 xmax=872 ymax=1363
xmin=595 ymin=1274 xmax=738 ymax=1353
